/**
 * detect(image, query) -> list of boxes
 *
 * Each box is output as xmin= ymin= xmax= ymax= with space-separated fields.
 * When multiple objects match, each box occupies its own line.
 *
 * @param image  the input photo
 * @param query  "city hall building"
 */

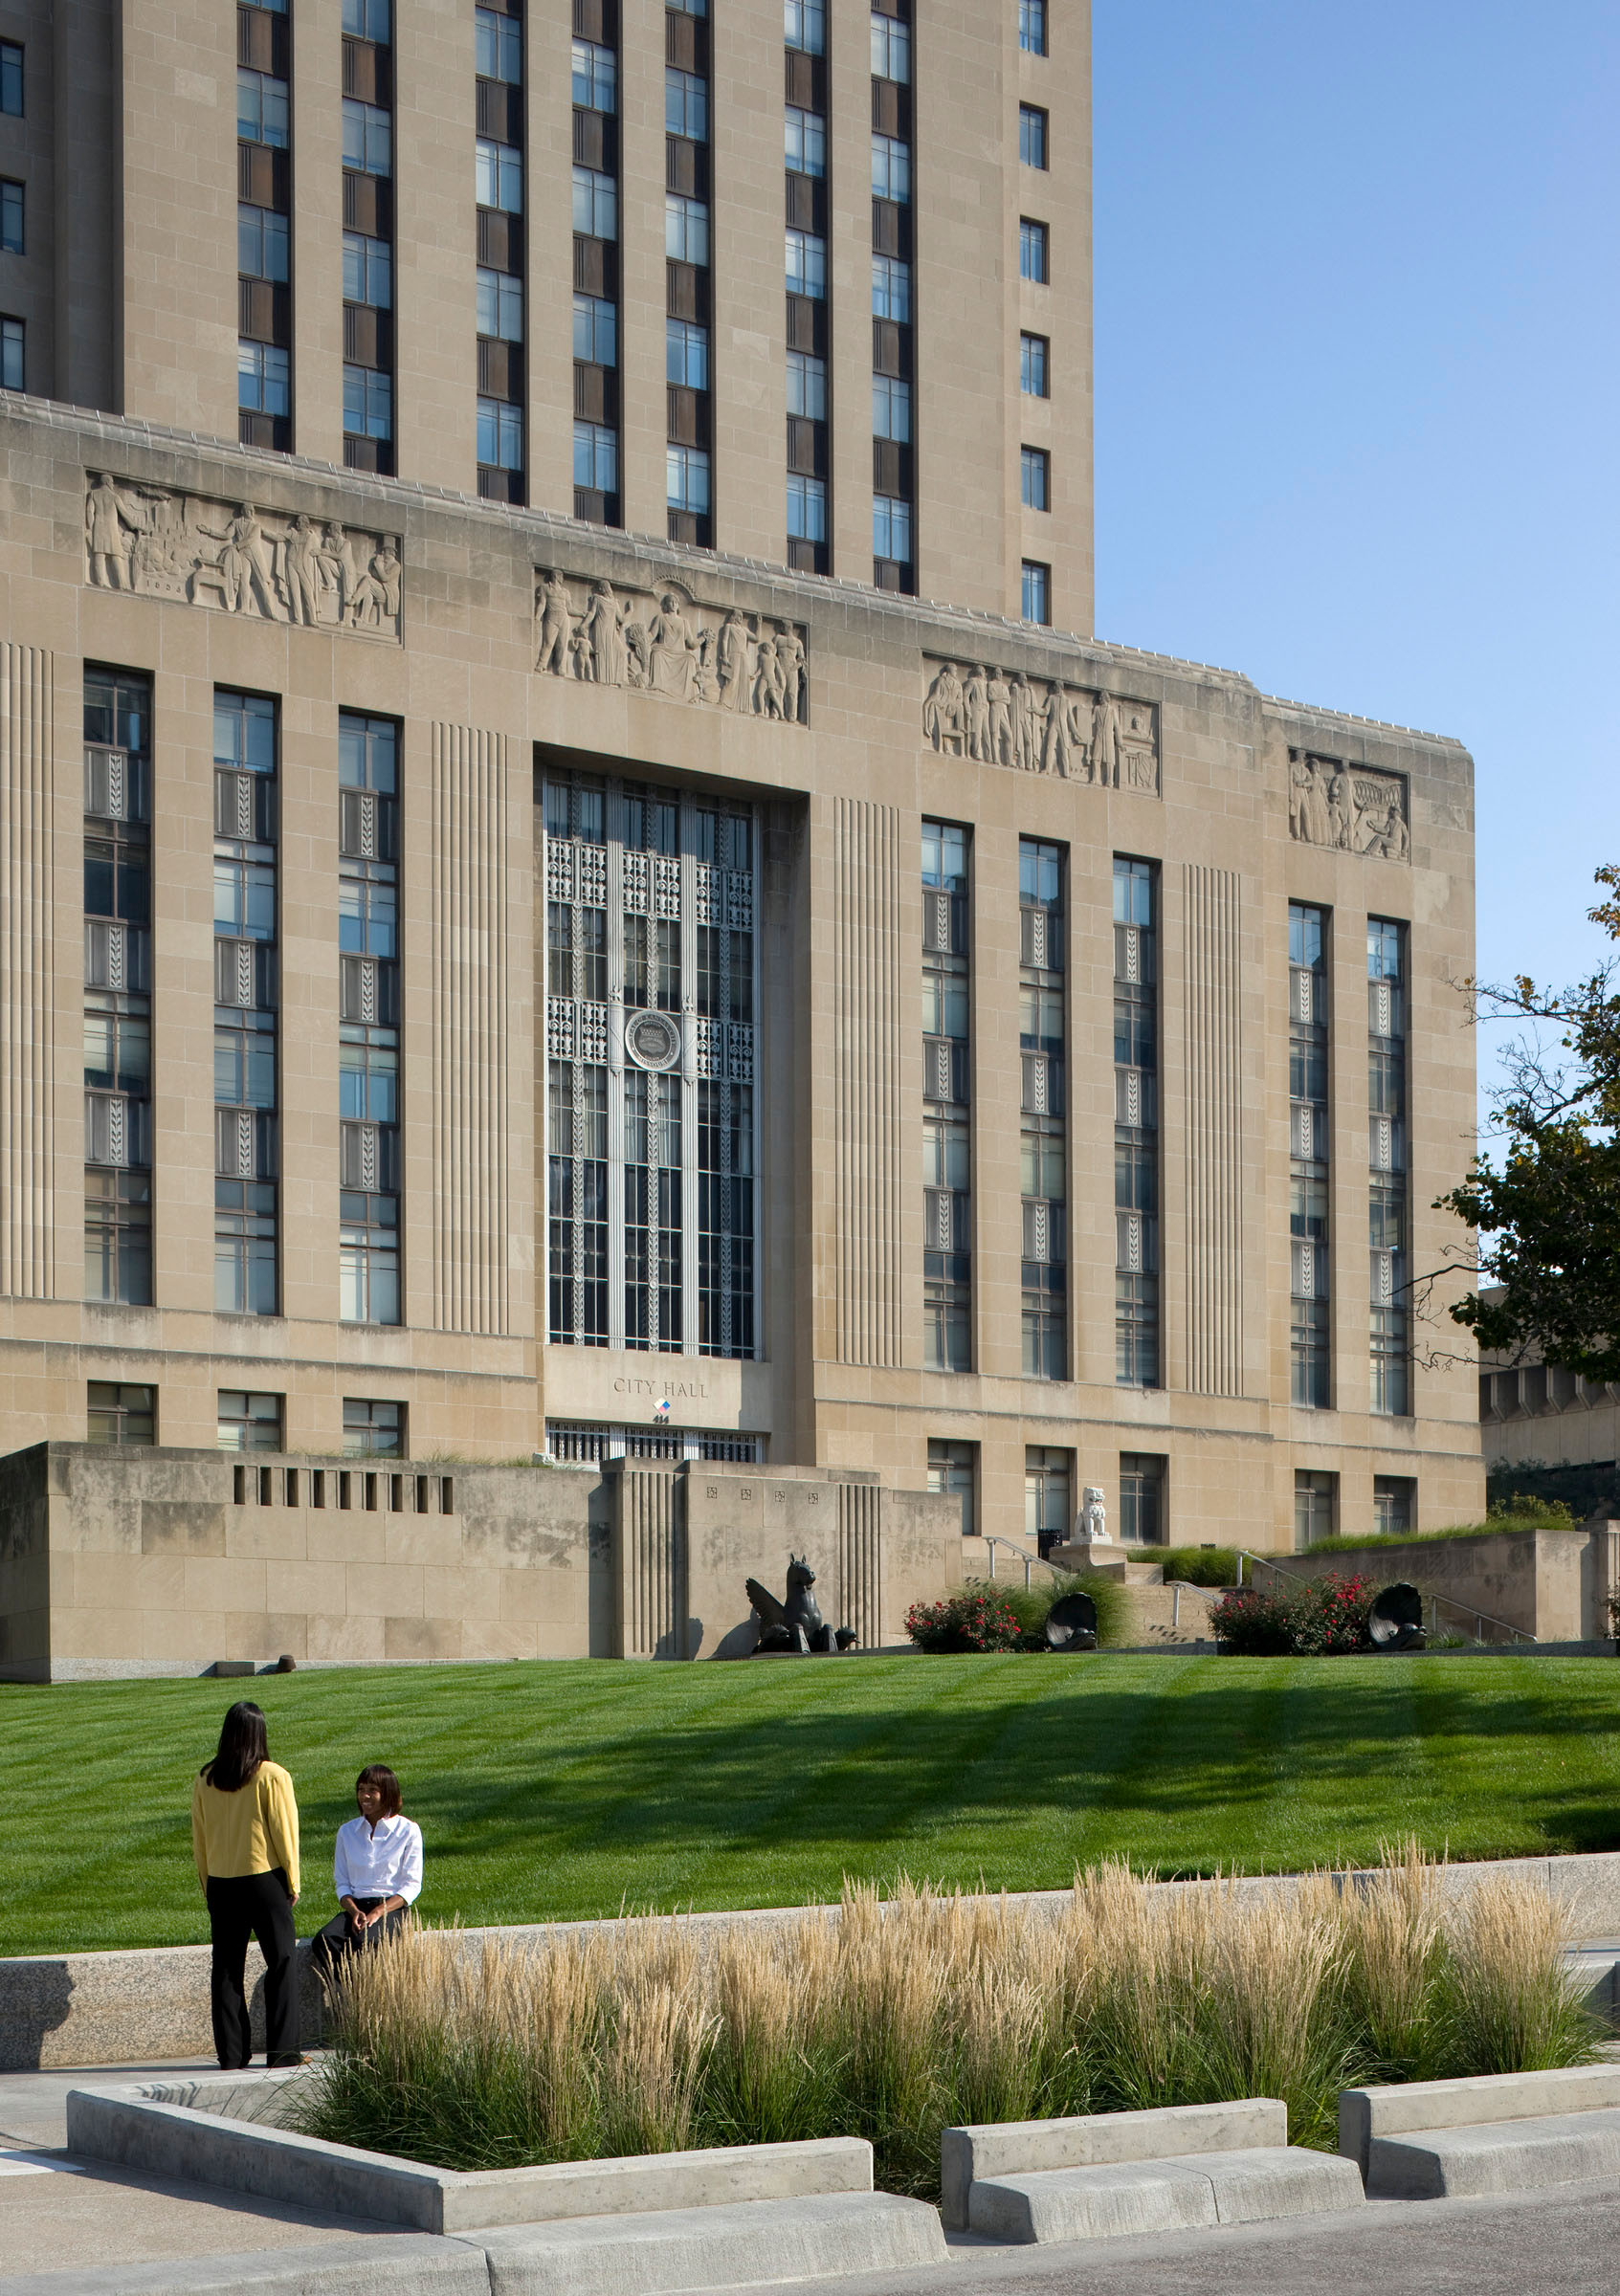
xmin=0 ymin=0 xmax=1482 ymax=1675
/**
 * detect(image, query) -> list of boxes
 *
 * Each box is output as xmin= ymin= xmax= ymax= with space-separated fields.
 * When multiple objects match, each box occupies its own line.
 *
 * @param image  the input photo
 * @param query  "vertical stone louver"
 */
xmin=836 ymin=1477 xmax=884 ymax=1648
xmin=0 ymin=645 xmax=55 ymax=1300
xmin=616 ymin=1464 xmax=685 ymax=1657
xmin=1182 ymin=863 xmax=1243 ymax=1398
xmin=832 ymin=796 xmax=903 ymax=1366
xmin=430 ymin=723 xmax=510 ymax=1336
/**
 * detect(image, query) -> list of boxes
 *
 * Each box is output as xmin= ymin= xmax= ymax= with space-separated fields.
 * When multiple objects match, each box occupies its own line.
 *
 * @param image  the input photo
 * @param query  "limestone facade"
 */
xmin=0 ymin=392 xmax=1483 ymax=1687
xmin=0 ymin=0 xmax=1093 ymax=630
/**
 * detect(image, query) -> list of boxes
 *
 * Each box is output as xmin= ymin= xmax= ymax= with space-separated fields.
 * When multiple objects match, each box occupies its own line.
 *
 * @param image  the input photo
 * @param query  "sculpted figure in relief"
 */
xmin=922 ymin=660 xmax=966 ymax=754
xmin=1091 ymin=689 xmax=1121 ymax=789
xmin=531 ymin=571 xmax=808 ymax=722
xmin=536 ymin=570 xmax=575 ymax=676
xmin=82 ymin=475 xmax=400 ymax=635
xmin=195 ymin=504 xmax=281 ymax=619
xmin=649 ymin=592 xmax=699 ymax=699
xmin=717 ymin=608 xmax=750 ymax=709
xmin=85 ymin=474 xmax=148 ymax=591
xmin=282 ymin=514 xmax=323 ymax=627
xmin=1288 ymin=749 xmax=1409 ymax=861
xmin=922 ymin=657 xmax=1160 ymax=795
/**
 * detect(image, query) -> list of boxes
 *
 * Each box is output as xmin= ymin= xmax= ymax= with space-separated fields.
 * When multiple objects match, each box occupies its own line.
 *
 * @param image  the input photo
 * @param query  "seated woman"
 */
xmin=309 ymin=1764 xmax=422 ymax=1979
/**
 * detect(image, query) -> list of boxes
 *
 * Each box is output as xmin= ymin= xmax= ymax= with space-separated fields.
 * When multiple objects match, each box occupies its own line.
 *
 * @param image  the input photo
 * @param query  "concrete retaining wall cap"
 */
xmin=1338 ymin=2064 xmax=1620 ymax=2177
xmin=0 ymin=2235 xmax=493 ymax=2296
xmin=939 ymin=2098 xmax=1286 ymax=2229
xmin=474 ymin=2192 xmax=948 ymax=2296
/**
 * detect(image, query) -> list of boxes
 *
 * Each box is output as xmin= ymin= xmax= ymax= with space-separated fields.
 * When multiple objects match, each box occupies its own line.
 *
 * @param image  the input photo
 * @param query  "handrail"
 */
xmin=1233 ymin=1550 xmax=1537 ymax=1645
xmin=980 ymin=1535 xmax=1067 ymax=1587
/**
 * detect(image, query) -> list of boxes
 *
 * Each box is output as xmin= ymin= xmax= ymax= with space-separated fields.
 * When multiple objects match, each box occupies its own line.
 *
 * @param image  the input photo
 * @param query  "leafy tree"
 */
xmin=1438 ymin=867 xmax=1620 ymax=1380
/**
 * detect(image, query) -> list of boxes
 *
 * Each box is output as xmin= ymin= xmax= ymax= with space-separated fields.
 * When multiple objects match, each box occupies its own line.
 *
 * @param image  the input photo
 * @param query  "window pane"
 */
xmin=872 ymin=134 xmax=910 ymax=203
xmin=787 ymin=350 xmax=826 ymax=420
xmin=874 ymin=374 xmax=911 ymax=441
xmin=786 ymin=0 xmax=824 ymax=54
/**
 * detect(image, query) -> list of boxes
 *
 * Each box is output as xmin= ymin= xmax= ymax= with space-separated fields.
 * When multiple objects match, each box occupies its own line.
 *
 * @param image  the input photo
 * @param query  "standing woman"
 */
xmin=191 ymin=1701 xmax=302 ymax=2068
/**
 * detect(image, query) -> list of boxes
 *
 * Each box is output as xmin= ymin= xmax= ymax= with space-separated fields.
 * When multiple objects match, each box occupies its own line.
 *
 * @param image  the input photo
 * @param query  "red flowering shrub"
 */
xmin=905 ymin=1588 xmax=1024 ymax=1654
xmin=1210 ymin=1572 xmax=1375 ymax=1656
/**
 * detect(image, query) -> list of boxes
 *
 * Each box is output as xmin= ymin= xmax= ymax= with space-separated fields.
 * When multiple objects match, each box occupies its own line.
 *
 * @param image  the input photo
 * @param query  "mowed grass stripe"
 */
xmin=5 ymin=1656 xmax=1620 ymax=1956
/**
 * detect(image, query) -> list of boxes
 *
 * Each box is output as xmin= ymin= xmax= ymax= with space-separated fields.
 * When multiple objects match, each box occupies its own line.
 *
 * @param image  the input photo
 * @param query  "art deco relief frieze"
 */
xmin=921 ymin=657 xmax=1160 ymax=793
xmin=1288 ymin=749 xmax=1409 ymax=862
xmin=534 ymin=570 xmax=808 ymax=723
xmin=83 ymin=474 xmax=403 ymax=639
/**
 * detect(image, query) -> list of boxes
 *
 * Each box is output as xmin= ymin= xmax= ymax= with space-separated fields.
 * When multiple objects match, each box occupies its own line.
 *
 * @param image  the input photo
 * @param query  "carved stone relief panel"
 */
xmin=921 ymin=657 xmax=1159 ymax=793
xmin=534 ymin=570 xmax=809 ymax=724
xmin=83 ymin=474 xmax=402 ymax=639
xmin=1288 ymin=749 xmax=1409 ymax=862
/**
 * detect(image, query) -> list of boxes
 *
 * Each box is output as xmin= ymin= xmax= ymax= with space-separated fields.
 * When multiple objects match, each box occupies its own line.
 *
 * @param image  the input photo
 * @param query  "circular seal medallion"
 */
xmin=625 ymin=1010 xmax=681 ymax=1071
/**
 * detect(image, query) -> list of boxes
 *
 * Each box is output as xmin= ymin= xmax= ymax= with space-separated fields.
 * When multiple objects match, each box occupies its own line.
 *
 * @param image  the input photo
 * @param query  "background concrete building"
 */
xmin=0 ymin=1 xmax=1482 ymax=1676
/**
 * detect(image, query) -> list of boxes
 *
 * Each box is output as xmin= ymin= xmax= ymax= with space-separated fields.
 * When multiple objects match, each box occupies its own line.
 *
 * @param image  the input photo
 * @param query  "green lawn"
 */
xmin=4 ymin=1655 xmax=1619 ymax=1958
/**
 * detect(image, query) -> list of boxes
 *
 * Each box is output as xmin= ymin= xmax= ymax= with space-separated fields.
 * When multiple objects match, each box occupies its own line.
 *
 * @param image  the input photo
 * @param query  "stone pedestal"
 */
xmin=1049 ymin=1539 xmax=1128 ymax=1579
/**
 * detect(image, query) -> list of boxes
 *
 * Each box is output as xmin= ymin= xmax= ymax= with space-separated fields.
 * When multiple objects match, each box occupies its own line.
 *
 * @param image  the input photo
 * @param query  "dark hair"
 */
xmin=356 ymin=1763 xmax=402 ymax=1817
xmin=205 ymin=1702 xmax=268 ymax=1794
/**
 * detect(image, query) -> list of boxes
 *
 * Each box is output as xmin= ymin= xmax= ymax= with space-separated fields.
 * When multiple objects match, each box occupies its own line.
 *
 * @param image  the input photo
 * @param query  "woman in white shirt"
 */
xmin=309 ymin=1764 xmax=423 ymax=1978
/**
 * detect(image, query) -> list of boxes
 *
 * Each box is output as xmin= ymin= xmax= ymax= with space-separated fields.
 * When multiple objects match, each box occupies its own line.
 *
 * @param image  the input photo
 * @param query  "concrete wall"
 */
xmin=0 ymin=1442 xmax=964 ymax=1679
xmin=1263 ymin=1526 xmax=1620 ymax=1644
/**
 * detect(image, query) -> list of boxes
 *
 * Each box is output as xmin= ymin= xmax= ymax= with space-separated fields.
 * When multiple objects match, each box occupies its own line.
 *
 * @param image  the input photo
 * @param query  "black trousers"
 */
xmin=310 ymin=1899 xmax=406 ymax=1982
xmin=207 ymin=1868 xmax=300 ymax=2069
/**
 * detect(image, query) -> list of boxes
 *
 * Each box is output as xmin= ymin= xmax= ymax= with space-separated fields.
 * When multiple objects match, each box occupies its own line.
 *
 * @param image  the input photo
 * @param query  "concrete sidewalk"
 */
xmin=0 ymin=2061 xmax=412 ymax=2282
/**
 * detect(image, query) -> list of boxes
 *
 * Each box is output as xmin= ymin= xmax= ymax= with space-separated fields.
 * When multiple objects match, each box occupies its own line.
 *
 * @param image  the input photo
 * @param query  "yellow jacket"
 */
xmin=191 ymin=1760 xmax=300 ymax=1898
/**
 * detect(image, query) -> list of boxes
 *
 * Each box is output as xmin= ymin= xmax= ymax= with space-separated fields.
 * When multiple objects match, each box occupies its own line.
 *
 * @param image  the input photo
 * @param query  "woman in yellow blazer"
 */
xmin=190 ymin=1701 xmax=302 ymax=2067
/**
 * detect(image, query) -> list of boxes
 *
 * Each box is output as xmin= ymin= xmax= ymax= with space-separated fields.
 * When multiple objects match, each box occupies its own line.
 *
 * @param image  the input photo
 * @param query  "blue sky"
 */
xmin=1091 ymin=1 xmax=1620 ymax=1127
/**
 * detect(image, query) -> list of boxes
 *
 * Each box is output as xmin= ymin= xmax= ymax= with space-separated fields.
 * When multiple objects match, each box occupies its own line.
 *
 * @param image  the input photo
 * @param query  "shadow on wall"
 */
xmin=0 ymin=1960 xmax=72 ymax=2071
xmin=654 ymin=1618 xmax=706 ymax=1660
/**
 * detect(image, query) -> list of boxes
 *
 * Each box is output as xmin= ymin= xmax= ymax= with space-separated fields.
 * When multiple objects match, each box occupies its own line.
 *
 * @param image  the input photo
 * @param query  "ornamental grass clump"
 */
xmin=299 ymin=1849 xmax=1603 ymax=2197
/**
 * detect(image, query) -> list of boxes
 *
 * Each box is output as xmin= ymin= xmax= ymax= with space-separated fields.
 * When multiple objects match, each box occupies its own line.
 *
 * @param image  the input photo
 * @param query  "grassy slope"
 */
xmin=4 ymin=1654 xmax=1619 ymax=1957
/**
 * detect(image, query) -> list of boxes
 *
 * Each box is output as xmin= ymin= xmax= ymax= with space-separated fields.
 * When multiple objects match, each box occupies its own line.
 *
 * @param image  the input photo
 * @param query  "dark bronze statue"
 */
xmin=744 ymin=1556 xmax=858 ymax=1656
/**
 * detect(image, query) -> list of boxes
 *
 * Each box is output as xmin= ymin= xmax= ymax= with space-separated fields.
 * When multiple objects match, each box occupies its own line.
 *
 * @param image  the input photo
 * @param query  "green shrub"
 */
xmin=1161 ymin=1546 xmax=1241 ymax=1587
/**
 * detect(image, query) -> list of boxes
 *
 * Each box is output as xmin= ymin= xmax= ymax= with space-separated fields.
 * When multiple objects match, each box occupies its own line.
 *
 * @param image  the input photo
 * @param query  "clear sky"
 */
xmin=1091 ymin=1 xmax=1620 ymax=1130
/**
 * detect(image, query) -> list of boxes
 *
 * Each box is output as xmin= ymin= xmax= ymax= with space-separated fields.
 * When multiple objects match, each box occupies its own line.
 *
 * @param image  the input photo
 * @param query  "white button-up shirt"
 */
xmin=333 ymin=1813 xmax=424 ymax=1906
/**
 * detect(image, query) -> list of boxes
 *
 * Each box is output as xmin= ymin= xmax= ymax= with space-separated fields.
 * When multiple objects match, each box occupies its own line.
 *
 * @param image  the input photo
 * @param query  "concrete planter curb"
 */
xmin=941 ymin=2097 xmax=1363 ymax=2243
xmin=1340 ymin=2064 xmax=1620 ymax=2198
xmin=64 ymin=2077 xmax=877 ymax=2236
xmin=10 ymin=1849 xmax=1620 ymax=2073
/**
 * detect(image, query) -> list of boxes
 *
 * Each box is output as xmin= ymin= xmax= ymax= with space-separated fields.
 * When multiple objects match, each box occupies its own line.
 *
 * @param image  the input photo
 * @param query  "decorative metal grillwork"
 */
xmin=544 ymin=773 xmax=757 ymax=1358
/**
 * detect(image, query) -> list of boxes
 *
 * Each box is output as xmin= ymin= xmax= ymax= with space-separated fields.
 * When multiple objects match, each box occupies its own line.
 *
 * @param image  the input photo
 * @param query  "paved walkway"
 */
xmin=5 ymin=2061 xmax=1620 ymax=2292
xmin=0 ymin=2062 xmax=409 ymax=2281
